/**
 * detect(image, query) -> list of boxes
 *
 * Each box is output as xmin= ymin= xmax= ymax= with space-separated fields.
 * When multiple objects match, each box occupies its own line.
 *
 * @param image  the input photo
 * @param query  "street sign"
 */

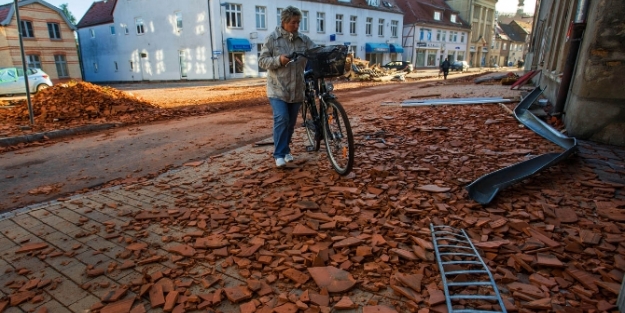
xmin=213 ymin=51 xmax=222 ymax=55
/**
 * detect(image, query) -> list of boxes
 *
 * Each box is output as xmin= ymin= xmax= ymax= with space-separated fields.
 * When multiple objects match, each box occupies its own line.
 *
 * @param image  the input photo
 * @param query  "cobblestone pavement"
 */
xmin=0 ymin=108 xmax=623 ymax=313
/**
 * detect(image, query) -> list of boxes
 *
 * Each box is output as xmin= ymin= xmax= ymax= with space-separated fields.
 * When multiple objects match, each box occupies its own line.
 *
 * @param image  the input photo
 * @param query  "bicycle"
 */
xmin=286 ymin=45 xmax=355 ymax=176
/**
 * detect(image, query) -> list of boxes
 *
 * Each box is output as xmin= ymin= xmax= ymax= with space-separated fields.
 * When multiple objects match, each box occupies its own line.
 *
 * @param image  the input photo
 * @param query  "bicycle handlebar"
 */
xmin=285 ymin=51 xmax=307 ymax=66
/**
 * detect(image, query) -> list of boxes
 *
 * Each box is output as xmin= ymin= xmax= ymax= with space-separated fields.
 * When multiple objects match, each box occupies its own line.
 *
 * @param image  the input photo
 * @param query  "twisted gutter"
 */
xmin=466 ymin=86 xmax=578 ymax=205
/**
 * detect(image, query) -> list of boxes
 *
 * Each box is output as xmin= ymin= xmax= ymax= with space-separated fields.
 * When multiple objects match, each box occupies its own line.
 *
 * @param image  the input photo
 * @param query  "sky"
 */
xmin=1 ymin=0 xmax=536 ymax=22
xmin=496 ymin=0 xmax=536 ymax=14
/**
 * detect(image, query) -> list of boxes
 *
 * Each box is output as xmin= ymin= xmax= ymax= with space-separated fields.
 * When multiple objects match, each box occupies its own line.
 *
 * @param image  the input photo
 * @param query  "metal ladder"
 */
xmin=430 ymin=224 xmax=508 ymax=313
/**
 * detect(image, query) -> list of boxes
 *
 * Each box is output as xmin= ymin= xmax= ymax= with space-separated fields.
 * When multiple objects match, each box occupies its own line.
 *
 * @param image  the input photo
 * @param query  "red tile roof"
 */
xmin=0 ymin=3 xmax=13 ymax=24
xmin=77 ymin=0 xmax=117 ymax=28
xmin=394 ymin=0 xmax=469 ymax=29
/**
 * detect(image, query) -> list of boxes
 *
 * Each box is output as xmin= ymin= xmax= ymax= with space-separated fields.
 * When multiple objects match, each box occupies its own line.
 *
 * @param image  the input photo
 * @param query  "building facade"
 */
xmin=0 ymin=0 xmax=81 ymax=83
xmin=76 ymin=0 xmax=404 ymax=82
xmin=527 ymin=0 xmax=625 ymax=146
xmin=397 ymin=0 xmax=470 ymax=68
xmin=445 ymin=0 xmax=496 ymax=67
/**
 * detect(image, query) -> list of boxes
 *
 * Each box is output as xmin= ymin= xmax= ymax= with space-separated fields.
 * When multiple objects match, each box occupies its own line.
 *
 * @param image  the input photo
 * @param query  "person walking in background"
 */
xmin=258 ymin=6 xmax=315 ymax=168
xmin=441 ymin=58 xmax=451 ymax=80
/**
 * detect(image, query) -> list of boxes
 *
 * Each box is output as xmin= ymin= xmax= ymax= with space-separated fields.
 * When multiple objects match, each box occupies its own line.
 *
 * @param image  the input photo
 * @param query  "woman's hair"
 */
xmin=281 ymin=6 xmax=302 ymax=25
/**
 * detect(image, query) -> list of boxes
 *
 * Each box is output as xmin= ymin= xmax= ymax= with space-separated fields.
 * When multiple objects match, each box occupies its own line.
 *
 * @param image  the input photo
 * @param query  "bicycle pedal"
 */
xmin=306 ymin=146 xmax=315 ymax=152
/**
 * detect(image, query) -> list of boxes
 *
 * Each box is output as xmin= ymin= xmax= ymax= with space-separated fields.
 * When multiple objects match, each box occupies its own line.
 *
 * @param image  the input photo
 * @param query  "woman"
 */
xmin=258 ymin=6 xmax=315 ymax=168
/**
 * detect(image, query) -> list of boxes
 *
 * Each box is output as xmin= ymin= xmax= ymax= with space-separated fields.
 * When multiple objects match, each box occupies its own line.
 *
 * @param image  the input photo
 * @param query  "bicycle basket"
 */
xmin=306 ymin=45 xmax=350 ymax=78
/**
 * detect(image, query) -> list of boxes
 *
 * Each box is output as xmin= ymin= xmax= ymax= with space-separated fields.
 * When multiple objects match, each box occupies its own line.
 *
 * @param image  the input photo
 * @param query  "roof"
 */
xmin=305 ymin=0 xmax=403 ymax=15
xmin=0 ymin=0 xmax=75 ymax=29
xmin=495 ymin=24 xmax=510 ymax=41
xmin=76 ymin=0 xmax=117 ymax=28
xmin=499 ymin=23 xmax=525 ymax=42
xmin=0 ymin=4 xmax=11 ymax=23
xmin=394 ymin=0 xmax=470 ymax=29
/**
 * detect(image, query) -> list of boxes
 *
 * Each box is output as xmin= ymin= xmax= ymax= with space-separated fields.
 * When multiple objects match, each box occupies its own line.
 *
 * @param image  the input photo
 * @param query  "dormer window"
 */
xmin=451 ymin=14 xmax=457 ymax=23
xmin=367 ymin=0 xmax=380 ymax=6
xmin=434 ymin=12 xmax=441 ymax=21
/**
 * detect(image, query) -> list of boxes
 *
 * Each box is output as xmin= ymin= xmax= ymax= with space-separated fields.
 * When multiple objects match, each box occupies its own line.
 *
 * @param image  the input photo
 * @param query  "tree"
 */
xmin=59 ymin=3 xmax=76 ymax=25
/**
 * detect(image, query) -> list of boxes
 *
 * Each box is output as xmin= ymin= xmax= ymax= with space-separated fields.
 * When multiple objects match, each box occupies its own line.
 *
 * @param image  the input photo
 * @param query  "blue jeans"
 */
xmin=269 ymin=98 xmax=301 ymax=159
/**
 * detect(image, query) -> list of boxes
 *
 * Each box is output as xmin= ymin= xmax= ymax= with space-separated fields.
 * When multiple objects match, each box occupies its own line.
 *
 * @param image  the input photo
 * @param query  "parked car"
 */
xmin=382 ymin=61 xmax=414 ymax=72
xmin=450 ymin=61 xmax=470 ymax=72
xmin=0 ymin=67 xmax=53 ymax=96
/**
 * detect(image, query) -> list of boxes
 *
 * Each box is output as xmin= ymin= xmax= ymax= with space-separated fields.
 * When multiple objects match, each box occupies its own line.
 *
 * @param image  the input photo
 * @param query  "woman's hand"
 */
xmin=279 ymin=54 xmax=290 ymax=66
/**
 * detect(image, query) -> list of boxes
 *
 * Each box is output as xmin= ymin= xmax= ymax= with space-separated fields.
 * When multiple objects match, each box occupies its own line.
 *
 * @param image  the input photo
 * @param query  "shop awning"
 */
xmin=389 ymin=44 xmax=404 ymax=53
xmin=226 ymin=38 xmax=252 ymax=52
xmin=365 ymin=43 xmax=390 ymax=53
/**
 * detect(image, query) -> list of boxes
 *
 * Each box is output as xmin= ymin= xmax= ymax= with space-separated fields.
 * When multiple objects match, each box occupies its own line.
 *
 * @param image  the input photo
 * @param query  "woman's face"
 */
xmin=283 ymin=16 xmax=301 ymax=33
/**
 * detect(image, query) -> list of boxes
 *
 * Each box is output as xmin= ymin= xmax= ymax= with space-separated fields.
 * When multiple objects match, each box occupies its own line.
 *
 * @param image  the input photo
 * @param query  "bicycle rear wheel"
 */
xmin=322 ymin=99 xmax=354 ymax=175
xmin=301 ymin=97 xmax=321 ymax=152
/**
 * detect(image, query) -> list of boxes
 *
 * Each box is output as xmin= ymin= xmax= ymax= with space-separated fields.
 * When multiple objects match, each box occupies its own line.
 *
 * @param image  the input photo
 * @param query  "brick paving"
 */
xmin=0 ymin=106 xmax=624 ymax=312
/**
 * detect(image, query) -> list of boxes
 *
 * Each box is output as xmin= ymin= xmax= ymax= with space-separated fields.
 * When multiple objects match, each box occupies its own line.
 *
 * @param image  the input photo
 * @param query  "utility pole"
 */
xmin=14 ymin=0 xmax=35 ymax=125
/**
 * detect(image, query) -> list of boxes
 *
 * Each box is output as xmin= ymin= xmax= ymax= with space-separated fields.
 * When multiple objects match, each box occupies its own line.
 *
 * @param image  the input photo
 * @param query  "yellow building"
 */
xmin=0 ymin=0 xmax=81 ymax=83
xmin=445 ymin=0 xmax=497 ymax=67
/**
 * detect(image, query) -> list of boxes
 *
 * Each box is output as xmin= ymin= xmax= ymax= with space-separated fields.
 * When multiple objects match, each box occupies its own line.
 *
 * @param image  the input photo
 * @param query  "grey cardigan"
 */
xmin=258 ymin=27 xmax=315 ymax=103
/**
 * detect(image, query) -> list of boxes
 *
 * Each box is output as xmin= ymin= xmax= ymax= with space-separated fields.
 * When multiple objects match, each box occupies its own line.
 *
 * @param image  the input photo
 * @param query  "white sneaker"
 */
xmin=275 ymin=158 xmax=286 ymax=167
xmin=284 ymin=154 xmax=294 ymax=163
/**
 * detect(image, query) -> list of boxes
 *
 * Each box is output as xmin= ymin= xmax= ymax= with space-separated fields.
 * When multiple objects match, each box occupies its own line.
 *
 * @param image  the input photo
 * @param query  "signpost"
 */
xmin=14 ymin=0 xmax=34 ymax=125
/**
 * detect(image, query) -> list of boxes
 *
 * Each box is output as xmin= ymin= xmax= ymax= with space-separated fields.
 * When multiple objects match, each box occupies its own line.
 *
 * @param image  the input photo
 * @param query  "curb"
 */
xmin=0 ymin=123 xmax=121 ymax=147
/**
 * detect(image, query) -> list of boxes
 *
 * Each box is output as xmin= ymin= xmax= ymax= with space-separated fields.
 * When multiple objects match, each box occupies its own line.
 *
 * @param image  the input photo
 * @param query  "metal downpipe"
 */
xmin=553 ymin=0 xmax=590 ymax=114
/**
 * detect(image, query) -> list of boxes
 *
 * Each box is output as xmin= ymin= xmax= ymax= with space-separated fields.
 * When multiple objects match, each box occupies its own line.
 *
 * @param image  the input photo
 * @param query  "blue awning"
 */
xmin=389 ymin=44 xmax=404 ymax=53
xmin=365 ymin=43 xmax=390 ymax=53
xmin=226 ymin=38 xmax=252 ymax=52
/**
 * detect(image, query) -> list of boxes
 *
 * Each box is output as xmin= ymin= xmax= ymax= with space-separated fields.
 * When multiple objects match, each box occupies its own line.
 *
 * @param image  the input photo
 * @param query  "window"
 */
xmin=93 ymin=63 xmax=98 ymax=73
xmin=349 ymin=16 xmax=357 ymax=35
xmin=90 ymin=29 xmax=95 ymax=38
xmin=419 ymin=28 xmax=432 ymax=41
xmin=110 ymin=26 xmax=116 ymax=35
xmin=460 ymin=32 xmax=465 ymax=43
xmin=365 ymin=17 xmax=372 ymax=35
xmin=451 ymin=14 xmax=457 ymax=23
xmin=135 ymin=18 xmax=145 ymax=34
xmin=54 ymin=55 xmax=69 ymax=77
xmin=511 ymin=43 xmax=515 ymax=50
xmin=255 ymin=6 xmax=266 ymax=29
xmin=434 ymin=12 xmax=441 ymax=21
xmin=257 ymin=44 xmax=267 ymax=73
xmin=436 ymin=30 xmax=441 ymax=41
xmin=175 ymin=12 xmax=183 ymax=30
xmin=27 ymin=55 xmax=41 ymax=69
xmin=20 ymin=20 xmax=34 ymax=38
xmin=390 ymin=20 xmax=398 ymax=37
xmin=442 ymin=30 xmax=447 ymax=42
xmin=316 ymin=12 xmax=325 ymax=32
xmin=496 ymin=41 xmax=500 ymax=49
xmin=335 ymin=14 xmax=343 ymax=34
xmin=301 ymin=11 xmax=309 ymax=32
xmin=503 ymin=43 xmax=507 ymax=50
xmin=114 ymin=61 xmax=118 ymax=72
xmin=377 ymin=19 xmax=384 ymax=36
xmin=225 ymin=4 xmax=242 ymax=28
xmin=277 ymin=8 xmax=283 ymax=26
xmin=121 ymin=24 xmax=129 ymax=34
xmin=130 ymin=61 xmax=134 ymax=71
xmin=47 ymin=23 xmax=61 ymax=39
xmin=451 ymin=31 xmax=458 ymax=42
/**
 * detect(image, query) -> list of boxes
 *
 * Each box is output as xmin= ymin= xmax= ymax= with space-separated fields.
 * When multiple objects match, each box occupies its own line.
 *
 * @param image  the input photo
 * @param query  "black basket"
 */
xmin=306 ymin=45 xmax=350 ymax=78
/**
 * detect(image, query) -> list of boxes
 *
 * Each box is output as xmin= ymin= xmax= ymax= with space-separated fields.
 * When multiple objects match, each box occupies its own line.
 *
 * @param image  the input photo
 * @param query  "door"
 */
xmin=228 ymin=52 xmax=245 ymax=78
xmin=179 ymin=50 xmax=188 ymax=79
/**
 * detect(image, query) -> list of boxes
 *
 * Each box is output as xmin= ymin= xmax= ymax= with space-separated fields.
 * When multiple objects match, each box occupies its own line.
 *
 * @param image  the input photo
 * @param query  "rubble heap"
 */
xmin=0 ymin=81 xmax=160 ymax=124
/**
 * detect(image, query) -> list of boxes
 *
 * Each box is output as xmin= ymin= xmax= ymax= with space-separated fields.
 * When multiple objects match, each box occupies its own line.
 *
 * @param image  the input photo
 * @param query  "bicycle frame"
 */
xmin=303 ymin=71 xmax=336 ymax=140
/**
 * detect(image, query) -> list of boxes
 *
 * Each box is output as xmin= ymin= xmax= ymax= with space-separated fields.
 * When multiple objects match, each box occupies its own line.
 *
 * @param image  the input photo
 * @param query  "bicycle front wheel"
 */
xmin=322 ymin=99 xmax=354 ymax=175
xmin=301 ymin=97 xmax=321 ymax=152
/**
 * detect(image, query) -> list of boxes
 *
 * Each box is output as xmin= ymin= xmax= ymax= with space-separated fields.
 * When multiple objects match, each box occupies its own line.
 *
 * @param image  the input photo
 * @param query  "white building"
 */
xmin=395 ymin=0 xmax=470 ymax=68
xmin=76 ymin=0 xmax=404 ymax=82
